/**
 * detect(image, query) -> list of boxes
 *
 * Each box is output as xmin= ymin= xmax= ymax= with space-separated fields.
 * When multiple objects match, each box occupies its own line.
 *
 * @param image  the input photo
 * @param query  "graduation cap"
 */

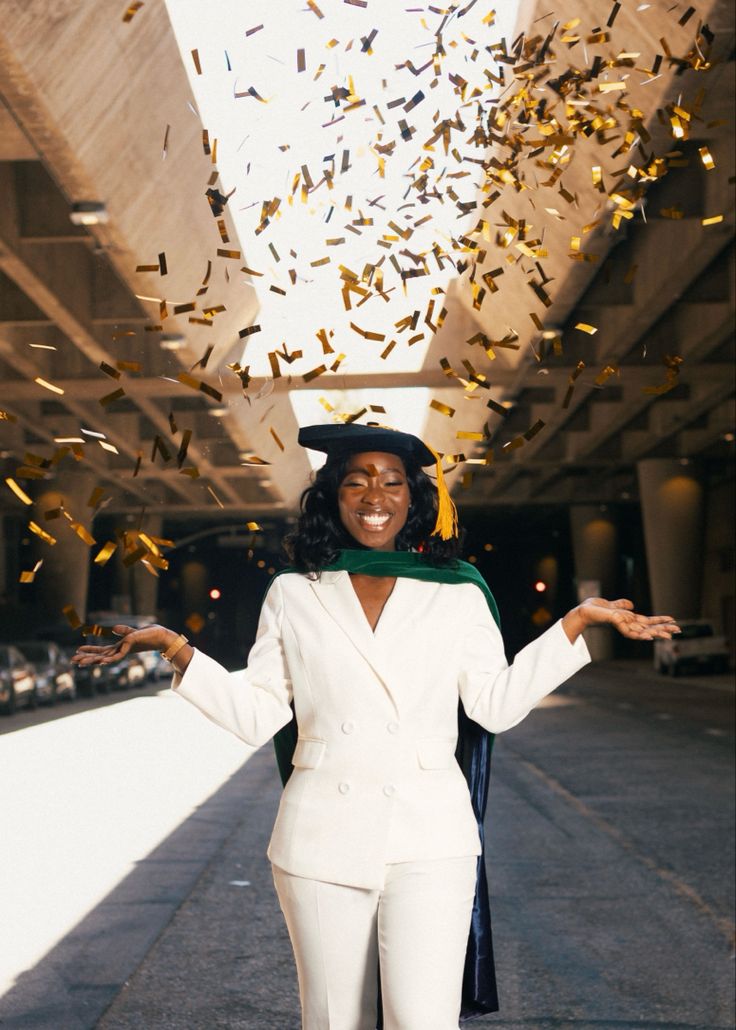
xmin=298 ymin=423 xmax=458 ymax=540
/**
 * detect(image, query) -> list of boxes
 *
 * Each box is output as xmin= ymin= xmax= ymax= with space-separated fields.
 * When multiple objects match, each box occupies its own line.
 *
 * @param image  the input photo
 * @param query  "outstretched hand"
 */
xmin=577 ymin=598 xmax=680 ymax=640
xmin=71 ymin=624 xmax=173 ymax=667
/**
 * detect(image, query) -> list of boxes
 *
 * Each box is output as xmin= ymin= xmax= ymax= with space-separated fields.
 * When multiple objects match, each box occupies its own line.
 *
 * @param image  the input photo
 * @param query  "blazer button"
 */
xmin=338 ymin=782 xmax=351 ymax=795
xmin=386 ymin=721 xmax=399 ymax=734
xmin=383 ymin=784 xmax=396 ymax=797
xmin=341 ymin=720 xmax=355 ymax=734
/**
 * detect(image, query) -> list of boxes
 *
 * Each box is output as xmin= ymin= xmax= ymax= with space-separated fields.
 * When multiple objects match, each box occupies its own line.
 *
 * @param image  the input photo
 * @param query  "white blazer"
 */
xmin=173 ymin=571 xmax=590 ymax=889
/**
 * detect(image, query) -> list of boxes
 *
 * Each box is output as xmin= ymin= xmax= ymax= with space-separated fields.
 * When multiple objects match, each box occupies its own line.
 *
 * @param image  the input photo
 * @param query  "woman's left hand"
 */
xmin=569 ymin=598 xmax=680 ymax=641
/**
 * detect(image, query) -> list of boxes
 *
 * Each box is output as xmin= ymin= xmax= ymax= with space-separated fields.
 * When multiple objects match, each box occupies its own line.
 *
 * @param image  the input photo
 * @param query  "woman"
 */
xmin=73 ymin=423 xmax=679 ymax=1030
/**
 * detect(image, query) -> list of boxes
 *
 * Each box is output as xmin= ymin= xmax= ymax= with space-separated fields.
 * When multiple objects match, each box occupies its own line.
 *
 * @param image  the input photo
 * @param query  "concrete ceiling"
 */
xmin=0 ymin=0 xmax=733 ymax=534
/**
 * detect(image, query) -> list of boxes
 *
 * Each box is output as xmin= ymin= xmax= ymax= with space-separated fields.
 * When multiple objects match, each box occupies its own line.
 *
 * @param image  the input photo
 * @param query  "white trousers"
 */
xmin=272 ymin=856 xmax=477 ymax=1030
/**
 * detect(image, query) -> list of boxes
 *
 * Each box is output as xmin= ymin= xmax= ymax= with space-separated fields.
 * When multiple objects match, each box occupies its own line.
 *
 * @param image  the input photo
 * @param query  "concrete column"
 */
xmin=32 ymin=471 xmax=96 ymax=625
xmin=570 ymin=505 xmax=618 ymax=661
xmin=637 ymin=459 xmax=705 ymax=618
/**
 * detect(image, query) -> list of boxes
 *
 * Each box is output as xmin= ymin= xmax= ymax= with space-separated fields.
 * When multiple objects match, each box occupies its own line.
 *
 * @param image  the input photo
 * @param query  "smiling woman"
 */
xmin=283 ymin=423 xmax=462 ymax=574
xmin=72 ymin=421 xmax=680 ymax=1030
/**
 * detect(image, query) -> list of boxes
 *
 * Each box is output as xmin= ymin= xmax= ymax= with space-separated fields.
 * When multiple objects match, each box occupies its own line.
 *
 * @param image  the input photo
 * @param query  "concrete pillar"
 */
xmin=570 ymin=505 xmax=618 ymax=661
xmin=32 ymin=471 xmax=96 ymax=624
xmin=637 ymin=459 xmax=705 ymax=618
xmin=111 ymin=515 xmax=162 ymax=616
xmin=181 ymin=559 xmax=208 ymax=619
xmin=0 ymin=516 xmax=8 ymax=604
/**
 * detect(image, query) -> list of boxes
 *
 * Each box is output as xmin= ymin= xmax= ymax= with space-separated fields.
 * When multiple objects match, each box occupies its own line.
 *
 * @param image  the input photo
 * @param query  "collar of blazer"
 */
xmin=307 ymin=569 xmax=406 ymax=707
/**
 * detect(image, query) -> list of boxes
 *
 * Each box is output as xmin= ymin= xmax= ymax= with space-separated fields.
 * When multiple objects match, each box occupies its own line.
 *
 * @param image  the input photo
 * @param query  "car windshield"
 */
xmin=17 ymin=643 xmax=49 ymax=662
xmin=678 ymin=624 xmax=714 ymax=640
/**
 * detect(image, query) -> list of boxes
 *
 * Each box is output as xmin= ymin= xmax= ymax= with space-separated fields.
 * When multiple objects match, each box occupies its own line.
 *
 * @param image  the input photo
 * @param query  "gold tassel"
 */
xmin=426 ymin=443 xmax=459 ymax=540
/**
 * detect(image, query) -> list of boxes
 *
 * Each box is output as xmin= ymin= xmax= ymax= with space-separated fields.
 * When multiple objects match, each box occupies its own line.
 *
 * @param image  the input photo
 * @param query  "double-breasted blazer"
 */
xmin=173 ymin=570 xmax=590 ymax=889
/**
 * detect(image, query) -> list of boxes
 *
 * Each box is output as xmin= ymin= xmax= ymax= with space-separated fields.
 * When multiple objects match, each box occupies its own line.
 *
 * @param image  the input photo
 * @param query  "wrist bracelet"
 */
xmin=161 ymin=633 xmax=189 ymax=662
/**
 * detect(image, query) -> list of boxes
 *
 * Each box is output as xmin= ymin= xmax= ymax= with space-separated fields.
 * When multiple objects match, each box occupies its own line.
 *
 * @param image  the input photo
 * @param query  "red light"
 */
xmin=534 ymin=580 xmax=546 ymax=593
xmin=209 ymin=588 xmax=221 ymax=600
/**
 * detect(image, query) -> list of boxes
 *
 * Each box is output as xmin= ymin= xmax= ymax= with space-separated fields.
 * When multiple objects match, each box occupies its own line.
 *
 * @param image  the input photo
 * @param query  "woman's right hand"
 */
xmin=71 ymin=624 xmax=178 ymax=667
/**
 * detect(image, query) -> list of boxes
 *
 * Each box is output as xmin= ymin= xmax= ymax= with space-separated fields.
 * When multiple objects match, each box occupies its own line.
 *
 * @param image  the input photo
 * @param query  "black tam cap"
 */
xmin=298 ymin=423 xmax=436 ymax=467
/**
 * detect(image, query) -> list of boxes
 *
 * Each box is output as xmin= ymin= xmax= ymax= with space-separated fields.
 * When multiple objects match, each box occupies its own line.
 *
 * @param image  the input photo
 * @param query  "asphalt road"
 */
xmin=0 ymin=662 xmax=733 ymax=1030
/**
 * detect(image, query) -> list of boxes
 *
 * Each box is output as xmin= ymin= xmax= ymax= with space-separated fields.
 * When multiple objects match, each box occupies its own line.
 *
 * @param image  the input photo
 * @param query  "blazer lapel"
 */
xmin=308 ymin=571 xmax=400 ymax=711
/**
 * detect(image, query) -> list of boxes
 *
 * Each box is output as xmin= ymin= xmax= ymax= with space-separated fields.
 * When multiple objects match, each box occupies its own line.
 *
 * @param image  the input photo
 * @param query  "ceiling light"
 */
xmin=160 ymin=333 xmax=186 ymax=350
xmin=723 ymin=432 xmax=735 ymax=442
xmin=69 ymin=201 xmax=109 ymax=226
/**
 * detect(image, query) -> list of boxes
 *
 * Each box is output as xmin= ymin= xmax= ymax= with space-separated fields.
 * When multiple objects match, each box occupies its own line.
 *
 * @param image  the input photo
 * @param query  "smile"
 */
xmin=355 ymin=512 xmax=393 ymax=529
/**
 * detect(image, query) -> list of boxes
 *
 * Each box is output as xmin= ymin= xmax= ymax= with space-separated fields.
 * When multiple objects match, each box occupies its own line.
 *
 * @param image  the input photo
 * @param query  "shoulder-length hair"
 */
xmin=282 ymin=452 xmax=463 ymax=574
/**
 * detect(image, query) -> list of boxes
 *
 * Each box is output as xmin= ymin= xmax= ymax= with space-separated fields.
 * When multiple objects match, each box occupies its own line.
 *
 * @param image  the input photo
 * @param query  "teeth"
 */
xmin=358 ymin=513 xmax=390 ymax=526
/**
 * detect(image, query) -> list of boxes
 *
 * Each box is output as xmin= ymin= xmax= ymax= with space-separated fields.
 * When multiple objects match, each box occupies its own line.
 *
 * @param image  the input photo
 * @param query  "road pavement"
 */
xmin=0 ymin=661 xmax=733 ymax=1029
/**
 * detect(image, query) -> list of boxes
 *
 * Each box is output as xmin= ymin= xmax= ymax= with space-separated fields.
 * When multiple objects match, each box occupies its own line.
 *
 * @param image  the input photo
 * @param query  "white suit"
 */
xmin=173 ymin=570 xmax=591 ymax=889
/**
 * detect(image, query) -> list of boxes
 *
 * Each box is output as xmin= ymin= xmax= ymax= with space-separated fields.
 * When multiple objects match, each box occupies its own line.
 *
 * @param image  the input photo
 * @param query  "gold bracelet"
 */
xmin=161 ymin=633 xmax=189 ymax=662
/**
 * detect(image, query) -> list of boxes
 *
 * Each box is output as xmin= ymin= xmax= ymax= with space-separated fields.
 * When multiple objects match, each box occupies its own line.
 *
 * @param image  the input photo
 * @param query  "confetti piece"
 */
xmin=191 ymin=49 xmax=202 ymax=75
xmin=69 ymin=521 xmax=96 ymax=547
xmin=206 ymin=485 xmax=225 ymax=509
xmin=239 ymin=324 xmax=262 ymax=338
xmin=99 ymin=388 xmax=126 ymax=407
xmin=270 ymin=428 xmax=285 ymax=451
xmin=5 ymin=478 xmax=33 ymax=504
xmin=94 ymin=541 xmax=118 ymax=566
xmin=575 ymin=323 xmax=598 ymax=335
xmin=430 ymin=400 xmax=455 ymax=418
xmin=240 ymin=454 xmax=271 ymax=466
xmin=34 ymin=377 xmax=64 ymax=395
xmin=63 ymin=605 xmax=82 ymax=629
xmin=177 ymin=372 xmax=223 ymax=403
xmin=701 ymin=215 xmax=723 ymax=226
xmin=698 ymin=146 xmax=715 ymax=170
xmin=297 ymin=48 xmax=306 ymax=73
xmin=29 ymin=521 xmax=57 ymax=546
xmin=86 ymin=487 xmax=107 ymax=509
xmin=122 ymin=2 xmax=143 ymax=22
xmin=594 ymin=363 xmax=619 ymax=387
xmin=19 ymin=560 xmax=43 ymax=585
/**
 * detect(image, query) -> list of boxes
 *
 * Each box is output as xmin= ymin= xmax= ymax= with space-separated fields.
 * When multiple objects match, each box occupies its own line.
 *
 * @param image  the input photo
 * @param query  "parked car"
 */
xmin=61 ymin=646 xmax=114 ymax=697
xmin=16 ymin=641 xmax=76 ymax=704
xmin=108 ymin=653 xmax=147 ymax=690
xmin=654 ymin=620 xmax=730 ymax=676
xmin=0 ymin=645 xmax=37 ymax=715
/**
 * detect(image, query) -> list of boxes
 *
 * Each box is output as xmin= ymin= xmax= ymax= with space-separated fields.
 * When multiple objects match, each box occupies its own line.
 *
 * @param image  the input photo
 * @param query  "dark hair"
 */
xmin=283 ymin=453 xmax=463 ymax=574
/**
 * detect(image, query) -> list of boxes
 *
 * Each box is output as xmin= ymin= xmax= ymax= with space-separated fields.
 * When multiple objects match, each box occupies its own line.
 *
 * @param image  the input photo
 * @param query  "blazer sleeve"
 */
xmin=457 ymin=584 xmax=591 ymax=733
xmin=170 ymin=576 xmax=293 ymax=747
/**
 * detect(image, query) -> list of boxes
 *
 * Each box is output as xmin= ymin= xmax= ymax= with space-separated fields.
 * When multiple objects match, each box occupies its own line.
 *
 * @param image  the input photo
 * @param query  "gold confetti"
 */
xmin=177 ymin=372 xmax=223 ymax=403
xmin=240 ymin=454 xmax=271 ymax=466
xmin=594 ymin=363 xmax=619 ymax=387
xmin=5 ymin=478 xmax=33 ymax=505
xmin=63 ymin=605 xmax=82 ymax=629
xmin=99 ymin=388 xmax=126 ymax=407
xmin=69 ymin=521 xmax=96 ymax=547
xmin=191 ymin=49 xmax=202 ymax=75
xmin=29 ymin=521 xmax=57 ymax=546
xmin=19 ymin=560 xmax=43 ymax=584
xmin=0 ymin=410 xmax=18 ymax=422
xmin=702 ymin=215 xmax=723 ymax=226
xmin=246 ymin=522 xmax=261 ymax=531
xmin=94 ymin=541 xmax=118 ymax=566
xmin=122 ymin=2 xmax=143 ymax=22
xmin=270 ymin=428 xmax=285 ymax=451
xmin=698 ymin=146 xmax=715 ymax=170
xmin=430 ymin=400 xmax=455 ymax=418
xmin=575 ymin=323 xmax=598 ymax=335
xmin=34 ymin=377 xmax=64 ymax=396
